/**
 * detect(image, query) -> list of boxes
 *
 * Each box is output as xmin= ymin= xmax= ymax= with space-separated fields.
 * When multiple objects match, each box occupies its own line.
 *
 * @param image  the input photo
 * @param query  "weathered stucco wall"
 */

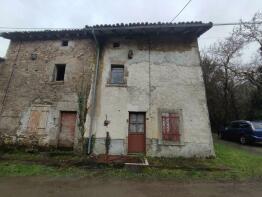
xmin=0 ymin=39 xmax=96 ymax=149
xmin=88 ymin=37 xmax=214 ymax=157
xmin=0 ymin=34 xmax=214 ymax=157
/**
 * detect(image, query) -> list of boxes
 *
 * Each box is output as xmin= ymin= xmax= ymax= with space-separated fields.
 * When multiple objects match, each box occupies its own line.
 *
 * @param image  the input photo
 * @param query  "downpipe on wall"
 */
xmin=0 ymin=41 xmax=22 ymax=118
xmin=87 ymin=28 xmax=100 ymax=154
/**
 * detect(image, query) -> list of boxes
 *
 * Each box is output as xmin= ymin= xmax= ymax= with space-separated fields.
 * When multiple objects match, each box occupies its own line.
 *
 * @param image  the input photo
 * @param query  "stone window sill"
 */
xmin=106 ymin=83 xmax=127 ymax=88
xmin=48 ymin=81 xmax=64 ymax=85
xmin=158 ymin=140 xmax=185 ymax=146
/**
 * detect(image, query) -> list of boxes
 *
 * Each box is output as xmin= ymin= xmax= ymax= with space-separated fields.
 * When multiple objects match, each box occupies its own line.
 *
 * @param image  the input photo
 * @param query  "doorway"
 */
xmin=58 ymin=111 xmax=77 ymax=149
xmin=128 ymin=112 xmax=146 ymax=153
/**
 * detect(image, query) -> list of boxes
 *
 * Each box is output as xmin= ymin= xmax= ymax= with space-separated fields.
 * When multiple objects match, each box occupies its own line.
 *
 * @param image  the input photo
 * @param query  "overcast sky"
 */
xmin=0 ymin=0 xmax=261 ymax=59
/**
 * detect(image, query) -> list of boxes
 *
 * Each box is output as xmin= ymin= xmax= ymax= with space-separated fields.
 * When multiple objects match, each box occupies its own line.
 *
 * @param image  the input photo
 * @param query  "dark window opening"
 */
xmin=111 ymin=65 xmax=124 ymax=84
xmin=62 ymin=40 xmax=69 ymax=46
xmin=162 ymin=113 xmax=180 ymax=142
xmin=55 ymin=64 xmax=66 ymax=81
xmin=113 ymin=42 xmax=120 ymax=48
xmin=31 ymin=53 xmax=37 ymax=60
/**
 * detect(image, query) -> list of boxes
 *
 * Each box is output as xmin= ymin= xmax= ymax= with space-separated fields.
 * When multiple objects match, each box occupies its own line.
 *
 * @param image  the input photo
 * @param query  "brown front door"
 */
xmin=128 ymin=112 xmax=146 ymax=153
xmin=58 ymin=111 xmax=77 ymax=148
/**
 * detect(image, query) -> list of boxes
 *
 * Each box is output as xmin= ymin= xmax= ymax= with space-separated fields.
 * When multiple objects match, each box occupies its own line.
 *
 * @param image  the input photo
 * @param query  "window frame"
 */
xmin=53 ymin=64 xmax=66 ymax=82
xmin=128 ymin=112 xmax=146 ymax=134
xmin=110 ymin=64 xmax=125 ymax=85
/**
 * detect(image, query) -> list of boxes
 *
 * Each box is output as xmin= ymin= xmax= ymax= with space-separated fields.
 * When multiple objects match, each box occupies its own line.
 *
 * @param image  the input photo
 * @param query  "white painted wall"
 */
xmin=87 ymin=37 xmax=214 ymax=157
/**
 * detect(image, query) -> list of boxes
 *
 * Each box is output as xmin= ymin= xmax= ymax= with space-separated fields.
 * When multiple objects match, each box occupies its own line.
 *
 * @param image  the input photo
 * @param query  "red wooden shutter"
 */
xmin=162 ymin=113 xmax=180 ymax=142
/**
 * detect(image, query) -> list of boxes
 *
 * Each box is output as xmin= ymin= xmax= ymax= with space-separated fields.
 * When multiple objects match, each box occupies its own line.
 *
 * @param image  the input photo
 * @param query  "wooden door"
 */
xmin=128 ymin=112 xmax=146 ymax=153
xmin=58 ymin=111 xmax=77 ymax=148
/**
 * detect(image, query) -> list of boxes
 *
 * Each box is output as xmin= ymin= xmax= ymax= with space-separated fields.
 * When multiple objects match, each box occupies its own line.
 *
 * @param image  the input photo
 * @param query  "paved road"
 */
xmin=0 ymin=177 xmax=262 ymax=197
xmin=213 ymin=134 xmax=262 ymax=156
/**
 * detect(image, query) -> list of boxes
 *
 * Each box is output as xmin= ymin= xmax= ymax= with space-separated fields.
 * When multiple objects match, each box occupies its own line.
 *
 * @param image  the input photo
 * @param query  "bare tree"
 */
xmin=207 ymin=28 xmax=245 ymax=125
xmin=201 ymin=11 xmax=262 ymax=130
xmin=237 ymin=11 xmax=262 ymax=87
xmin=240 ymin=11 xmax=262 ymax=52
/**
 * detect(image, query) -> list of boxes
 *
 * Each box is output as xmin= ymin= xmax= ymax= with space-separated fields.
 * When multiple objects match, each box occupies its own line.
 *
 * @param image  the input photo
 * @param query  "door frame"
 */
xmin=128 ymin=111 xmax=146 ymax=154
xmin=57 ymin=111 xmax=77 ymax=150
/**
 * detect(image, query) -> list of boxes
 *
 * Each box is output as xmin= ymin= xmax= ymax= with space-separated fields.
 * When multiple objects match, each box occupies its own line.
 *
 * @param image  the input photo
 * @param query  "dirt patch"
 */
xmin=0 ymin=151 xmax=143 ymax=169
xmin=90 ymin=154 xmax=142 ymax=164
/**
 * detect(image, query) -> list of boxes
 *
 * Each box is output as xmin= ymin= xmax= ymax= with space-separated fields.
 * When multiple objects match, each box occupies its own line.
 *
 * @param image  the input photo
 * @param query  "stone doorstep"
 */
xmin=124 ymin=157 xmax=149 ymax=172
xmin=125 ymin=157 xmax=149 ymax=166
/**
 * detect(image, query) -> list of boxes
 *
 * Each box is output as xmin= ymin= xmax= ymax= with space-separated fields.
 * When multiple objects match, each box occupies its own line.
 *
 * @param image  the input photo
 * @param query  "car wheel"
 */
xmin=239 ymin=136 xmax=248 ymax=145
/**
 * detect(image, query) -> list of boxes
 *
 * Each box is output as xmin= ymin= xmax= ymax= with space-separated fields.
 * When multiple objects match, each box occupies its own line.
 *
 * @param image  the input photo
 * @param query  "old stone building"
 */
xmin=0 ymin=30 xmax=96 ymax=150
xmin=0 ymin=22 xmax=215 ymax=157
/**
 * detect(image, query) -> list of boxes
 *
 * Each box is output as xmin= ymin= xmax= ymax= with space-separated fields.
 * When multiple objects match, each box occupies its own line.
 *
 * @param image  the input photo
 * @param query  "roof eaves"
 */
xmin=0 ymin=21 xmax=213 ymax=40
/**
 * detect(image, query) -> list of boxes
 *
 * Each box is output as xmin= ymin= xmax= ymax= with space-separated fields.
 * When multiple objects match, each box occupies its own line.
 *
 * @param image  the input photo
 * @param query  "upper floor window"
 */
xmin=161 ymin=112 xmax=181 ymax=142
xmin=113 ymin=42 xmax=120 ymax=48
xmin=62 ymin=40 xmax=69 ymax=47
xmin=110 ymin=65 xmax=124 ymax=84
xmin=54 ymin=64 xmax=66 ymax=81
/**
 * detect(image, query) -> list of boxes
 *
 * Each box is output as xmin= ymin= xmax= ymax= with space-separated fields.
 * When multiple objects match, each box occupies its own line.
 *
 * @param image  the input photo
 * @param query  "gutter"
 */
xmin=87 ymin=28 xmax=100 ymax=154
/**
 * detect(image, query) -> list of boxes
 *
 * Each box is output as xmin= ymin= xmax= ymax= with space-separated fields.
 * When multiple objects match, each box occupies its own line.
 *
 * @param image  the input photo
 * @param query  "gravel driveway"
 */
xmin=213 ymin=134 xmax=262 ymax=156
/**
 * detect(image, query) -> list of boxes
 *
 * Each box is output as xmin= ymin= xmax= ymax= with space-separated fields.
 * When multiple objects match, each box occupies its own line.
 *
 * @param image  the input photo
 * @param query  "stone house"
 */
xmin=0 ymin=30 xmax=95 ymax=150
xmin=0 ymin=22 xmax=215 ymax=157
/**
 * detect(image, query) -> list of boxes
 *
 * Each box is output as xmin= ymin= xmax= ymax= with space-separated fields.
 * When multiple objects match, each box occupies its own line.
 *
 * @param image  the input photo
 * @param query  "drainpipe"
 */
xmin=0 ymin=41 xmax=22 ymax=118
xmin=87 ymin=28 xmax=100 ymax=154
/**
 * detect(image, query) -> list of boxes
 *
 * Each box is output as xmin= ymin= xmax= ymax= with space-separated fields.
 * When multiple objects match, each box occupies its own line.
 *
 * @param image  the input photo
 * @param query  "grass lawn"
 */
xmin=0 ymin=141 xmax=262 ymax=181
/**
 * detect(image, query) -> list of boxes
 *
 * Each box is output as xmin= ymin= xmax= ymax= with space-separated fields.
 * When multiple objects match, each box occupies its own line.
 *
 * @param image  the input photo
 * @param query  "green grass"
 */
xmin=102 ymin=142 xmax=262 ymax=181
xmin=0 ymin=142 xmax=262 ymax=181
xmin=211 ymin=142 xmax=262 ymax=180
xmin=0 ymin=162 xmax=87 ymax=177
xmin=143 ymin=142 xmax=262 ymax=181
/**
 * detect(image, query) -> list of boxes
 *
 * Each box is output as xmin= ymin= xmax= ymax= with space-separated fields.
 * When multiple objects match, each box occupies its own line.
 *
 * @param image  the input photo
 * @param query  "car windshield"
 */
xmin=251 ymin=122 xmax=262 ymax=129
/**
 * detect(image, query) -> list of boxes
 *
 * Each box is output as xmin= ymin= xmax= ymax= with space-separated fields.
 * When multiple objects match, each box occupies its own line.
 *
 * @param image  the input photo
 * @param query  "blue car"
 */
xmin=219 ymin=120 xmax=262 ymax=145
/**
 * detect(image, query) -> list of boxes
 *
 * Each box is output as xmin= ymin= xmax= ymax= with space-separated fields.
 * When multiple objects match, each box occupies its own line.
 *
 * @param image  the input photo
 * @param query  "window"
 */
xmin=230 ymin=122 xmax=240 ymax=129
xmin=161 ymin=113 xmax=180 ymax=142
xmin=129 ymin=112 xmax=145 ymax=133
xmin=62 ymin=40 xmax=69 ymax=46
xmin=240 ymin=123 xmax=250 ymax=128
xmin=251 ymin=122 xmax=262 ymax=129
xmin=110 ymin=65 xmax=124 ymax=84
xmin=54 ymin=64 xmax=66 ymax=81
xmin=113 ymin=42 xmax=120 ymax=48
xmin=31 ymin=53 xmax=37 ymax=60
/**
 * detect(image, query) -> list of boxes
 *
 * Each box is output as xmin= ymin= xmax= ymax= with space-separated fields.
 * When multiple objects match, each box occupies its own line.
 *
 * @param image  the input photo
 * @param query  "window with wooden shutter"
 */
xmin=161 ymin=112 xmax=180 ymax=142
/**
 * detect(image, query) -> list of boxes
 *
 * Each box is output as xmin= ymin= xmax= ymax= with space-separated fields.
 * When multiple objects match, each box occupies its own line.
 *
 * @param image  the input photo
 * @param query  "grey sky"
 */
xmin=0 ymin=0 xmax=261 ymax=59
